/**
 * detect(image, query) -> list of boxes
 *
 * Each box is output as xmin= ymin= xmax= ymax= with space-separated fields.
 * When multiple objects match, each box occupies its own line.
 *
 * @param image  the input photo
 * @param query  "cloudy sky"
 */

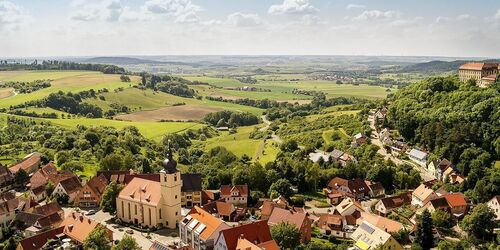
xmin=1 ymin=0 xmax=499 ymax=57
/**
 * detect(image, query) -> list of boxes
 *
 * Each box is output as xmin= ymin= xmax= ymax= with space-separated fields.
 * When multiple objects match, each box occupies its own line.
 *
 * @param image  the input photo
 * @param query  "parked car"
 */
xmin=126 ymin=229 xmax=134 ymax=234
xmin=86 ymin=210 xmax=96 ymax=215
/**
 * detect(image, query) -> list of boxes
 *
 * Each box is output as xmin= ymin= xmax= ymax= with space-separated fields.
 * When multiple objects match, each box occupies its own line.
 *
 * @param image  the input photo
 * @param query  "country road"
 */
xmin=260 ymin=115 xmax=284 ymax=144
xmin=368 ymin=113 xmax=435 ymax=181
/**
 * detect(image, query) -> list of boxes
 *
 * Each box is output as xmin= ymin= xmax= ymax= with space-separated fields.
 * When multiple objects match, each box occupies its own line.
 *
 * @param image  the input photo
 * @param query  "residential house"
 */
xmin=379 ymin=128 xmax=392 ymax=146
xmin=357 ymin=212 xmax=403 ymax=233
xmin=423 ymin=193 xmax=468 ymax=218
xmin=203 ymin=200 xmax=246 ymax=222
xmin=214 ymin=220 xmax=277 ymax=250
xmin=316 ymin=214 xmax=354 ymax=239
xmin=259 ymin=199 xmax=287 ymax=220
xmin=327 ymin=177 xmax=382 ymax=200
xmin=390 ymin=140 xmax=408 ymax=154
xmin=18 ymin=212 xmax=113 ymax=250
xmin=0 ymin=166 xmax=13 ymax=192
xmin=350 ymin=221 xmax=403 ymax=250
xmin=411 ymin=181 xmax=438 ymax=207
xmin=8 ymin=152 xmax=42 ymax=175
xmin=179 ymin=206 xmax=231 ymax=250
xmin=374 ymin=107 xmax=387 ymax=124
xmin=0 ymin=192 xmax=36 ymax=230
xmin=408 ymin=149 xmax=428 ymax=167
xmin=351 ymin=133 xmax=368 ymax=147
xmin=487 ymin=196 xmax=500 ymax=221
xmin=235 ymin=237 xmax=280 ymax=250
xmin=181 ymin=174 xmax=203 ymax=208
xmin=28 ymin=162 xmax=58 ymax=189
xmin=375 ymin=192 xmax=412 ymax=216
xmin=13 ymin=202 xmax=64 ymax=237
xmin=428 ymin=159 xmax=452 ymax=180
xmin=52 ymin=176 xmax=82 ymax=203
xmin=324 ymin=188 xmax=343 ymax=205
xmin=220 ymin=185 xmax=248 ymax=207
xmin=74 ymin=175 xmax=108 ymax=208
xmin=335 ymin=197 xmax=364 ymax=217
xmin=268 ymin=207 xmax=311 ymax=243
xmin=29 ymin=185 xmax=47 ymax=202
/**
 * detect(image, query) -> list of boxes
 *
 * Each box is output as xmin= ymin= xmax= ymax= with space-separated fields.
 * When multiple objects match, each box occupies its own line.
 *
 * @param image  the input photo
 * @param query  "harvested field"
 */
xmin=115 ymin=105 xmax=223 ymax=122
xmin=0 ymin=88 xmax=15 ymax=99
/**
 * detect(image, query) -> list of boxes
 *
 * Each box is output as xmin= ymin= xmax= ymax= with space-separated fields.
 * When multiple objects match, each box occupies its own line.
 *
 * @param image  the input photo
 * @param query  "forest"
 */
xmin=388 ymin=77 xmax=499 ymax=203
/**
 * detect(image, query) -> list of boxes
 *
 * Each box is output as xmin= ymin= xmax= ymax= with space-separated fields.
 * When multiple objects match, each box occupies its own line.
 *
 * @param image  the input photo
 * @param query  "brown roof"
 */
xmin=444 ymin=193 xmax=467 ymax=208
xmin=459 ymin=62 xmax=499 ymax=71
xmin=221 ymin=185 xmax=249 ymax=197
xmin=8 ymin=152 xmax=41 ymax=174
xmin=317 ymin=214 xmax=343 ymax=229
xmin=118 ymin=177 xmax=162 ymax=206
xmin=32 ymin=202 xmax=62 ymax=217
xmin=430 ymin=197 xmax=449 ymax=210
xmin=257 ymin=240 xmax=280 ymax=250
xmin=268 ymin=207 xmax=308 ymax=231
xmin=86 ymin=175 xmax=108 ymax=197
xmin=18 ymin=226 xmax=65 ymax=250
xmin=0 ymin=165 xmax=13 ymax=184
xmin=365 ymin=180 xmax=384 ymax=192
xmin=13 ymin=211 xmax=45 ymax=229
xmin=61 ymin=212 xmax=112 ymax=243
xmin=219 ymin=220 xmax=273 ymax=250
xmin=203 ymin=200 xmax=235 ymax=217
xmin=379 ymin=192 xmax=412 ymax=210
xmin=202 ymin=190 xmax=217 ymax=204
xmin=328 ymin=177 xmax=348 ymax=189
xmin=59 ymin=177 xmax=83 ymax=194
xmin=123 ymin=173 xmax=160 ymax=184
xmin=260 ymin=200 xmax=287 ymax=218
xmin=35 ymin=213 xmax=63 ymax=228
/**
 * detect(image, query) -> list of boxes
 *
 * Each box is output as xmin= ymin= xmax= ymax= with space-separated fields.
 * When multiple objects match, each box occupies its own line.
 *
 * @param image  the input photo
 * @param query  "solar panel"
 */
xmin=360 ymin=222 xmax=375 ymax=234
xmin=195 ymin=223 xmax=206 ymax=234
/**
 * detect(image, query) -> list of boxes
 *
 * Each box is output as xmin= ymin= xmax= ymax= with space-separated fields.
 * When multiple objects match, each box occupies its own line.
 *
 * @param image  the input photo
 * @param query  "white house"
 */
xmin=487 ymin=196 xmax=500 ymax=221
xmin=408 ymin=149 xmax=428 ymax=167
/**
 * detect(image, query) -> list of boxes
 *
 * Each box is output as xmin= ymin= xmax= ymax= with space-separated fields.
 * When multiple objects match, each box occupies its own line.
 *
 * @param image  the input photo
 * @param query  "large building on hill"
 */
xmin=458 ymin=62 xmax=499 ymax=88
xmin=116 ymin=148 xmax=181 ymax=229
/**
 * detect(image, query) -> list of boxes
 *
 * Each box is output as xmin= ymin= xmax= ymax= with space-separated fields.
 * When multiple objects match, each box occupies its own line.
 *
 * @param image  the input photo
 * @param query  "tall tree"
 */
xmin=83 ymin=227 xmax=111 ymax=250
xmin=14 ymin=169 xmax=29 ymax=186
xmin=415 ymin=210 xmax=434 ymax=250
xmin=271 ymin=222 xmax=301 ymax=250
xmin=460 ymin=203 xmax=497 ymax=241
xmin=112 ymin=235 xmax=140 ymax=250
xmin=100 ymin=181 xmax=124 ymax=214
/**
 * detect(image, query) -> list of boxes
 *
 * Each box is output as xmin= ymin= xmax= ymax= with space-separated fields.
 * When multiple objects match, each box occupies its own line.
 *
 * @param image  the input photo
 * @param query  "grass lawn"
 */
xmin=306 ymin=110 xmax=360 ymax=121
xmin=44 ymin=118 xmax=204 ymax=141
xmin=203 ymin=125 xmax=263 ymax=158
xmin=0 ymin=71 xmax=139 ymax=109
xmin=257 ymin=140 xmax=280 ymax=165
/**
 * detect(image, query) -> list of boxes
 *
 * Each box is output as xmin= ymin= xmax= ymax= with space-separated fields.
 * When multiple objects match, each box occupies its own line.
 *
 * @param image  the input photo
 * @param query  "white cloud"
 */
xmin=495 ymin=9 xmax=500 ymax=19
xmin=346 ymin=4 xmax=366 ymax=10
xmin=435 ymin=16 xmax=450 ymax=23
xmin=354 ymin=10 xmax=400 ymax=21
xmin=268 ymin=0 xmax=318 ymax=15
xmin=226 ymin=12 xmax=261 ymax=27
xmin=70 ymin=0 xmax=124 ymax=22
xmin=0 ymin=0 xmax=30 ymax=30
xmin=143 ymin=0 xmax=201 ymax=23
xmin=457 ymin=14 xmax=473 ymax=21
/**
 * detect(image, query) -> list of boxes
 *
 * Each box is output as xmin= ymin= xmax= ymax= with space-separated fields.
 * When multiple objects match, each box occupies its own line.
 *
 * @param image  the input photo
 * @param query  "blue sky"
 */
xmin=1 ymin=0 xmax=499 ymax=57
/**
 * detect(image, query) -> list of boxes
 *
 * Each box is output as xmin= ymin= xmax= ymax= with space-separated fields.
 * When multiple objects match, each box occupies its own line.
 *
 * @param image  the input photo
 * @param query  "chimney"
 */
xmin=239 ymin=234 xmax=244 ymax=239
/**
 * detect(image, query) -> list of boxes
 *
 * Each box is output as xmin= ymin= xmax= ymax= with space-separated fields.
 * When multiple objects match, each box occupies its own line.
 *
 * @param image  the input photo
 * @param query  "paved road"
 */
xmin=368 ymin=113 xmax=435 ymax=182
xmin=62 ymin=208 xmax=180 ymax=250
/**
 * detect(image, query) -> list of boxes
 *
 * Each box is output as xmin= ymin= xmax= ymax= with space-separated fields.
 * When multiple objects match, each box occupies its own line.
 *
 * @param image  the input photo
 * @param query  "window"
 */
xmin=174 ymin=175 xmax=177 ymax=182
xmin=135 ymin=204 xmax=137 ymax=215
xmin=164 ymin=175 xmax=167 ymax=182
xmin=148 ymin=208 xmax=151 ymax=225
xmin=128 ymin=203 xmax=131 ymax=220
xmin=121 ymin=201 xmax=124 ymax=217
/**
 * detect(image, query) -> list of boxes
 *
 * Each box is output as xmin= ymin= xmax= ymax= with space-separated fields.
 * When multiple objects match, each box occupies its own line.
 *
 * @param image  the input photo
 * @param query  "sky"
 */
xmin=0 ymin=0 xmax=499 ymax=57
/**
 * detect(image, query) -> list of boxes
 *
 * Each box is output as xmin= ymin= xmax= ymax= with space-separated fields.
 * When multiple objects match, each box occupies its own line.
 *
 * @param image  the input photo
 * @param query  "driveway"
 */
xmin=62 ymin=208 xmax=180 ymax=249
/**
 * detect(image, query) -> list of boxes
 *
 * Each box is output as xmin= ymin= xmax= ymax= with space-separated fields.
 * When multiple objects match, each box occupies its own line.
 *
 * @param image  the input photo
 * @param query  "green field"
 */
xmin=203 ymin=125 xmax=262 ymax=159
xmin=257 ymin=140 xmax=280 ymax=165
xmin=45 ymin=117 xmax=204 ymax=141
xmin=0 ymin=71 xmax=139 ymax=108
xmin=184 ymin=75 xmax=392 ymax=100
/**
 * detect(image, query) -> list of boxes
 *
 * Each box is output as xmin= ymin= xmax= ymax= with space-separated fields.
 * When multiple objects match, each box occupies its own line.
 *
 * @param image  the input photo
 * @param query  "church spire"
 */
xmin=162 ymin=140 xmax=178 ymax=173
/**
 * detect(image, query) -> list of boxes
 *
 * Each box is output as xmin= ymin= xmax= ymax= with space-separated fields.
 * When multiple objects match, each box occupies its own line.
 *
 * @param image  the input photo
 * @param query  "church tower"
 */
xmin=160 ymin=143 xmax=182 ymax=229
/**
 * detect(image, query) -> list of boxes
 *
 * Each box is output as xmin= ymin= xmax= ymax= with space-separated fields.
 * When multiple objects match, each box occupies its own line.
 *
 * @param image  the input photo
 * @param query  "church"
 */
xmin=116 ymin=148 xmax=181 ymax=229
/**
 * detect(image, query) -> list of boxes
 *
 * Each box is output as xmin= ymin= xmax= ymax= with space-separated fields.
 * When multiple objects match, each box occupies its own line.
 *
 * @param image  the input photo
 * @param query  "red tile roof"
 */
xmin=219 ymin=220 xmax=273 ymax=250
xmin=444 ymin=193 xmax=467 ymax=208
xmin=459 ymin=62 xmax=499 ymax=71
xmin=8 ymin=152 xmax=41 ymax=174
xmin=32 ymin=202 xmax=63 ymax=217
xmin=18 ymin=226 xmax=65 ymax=250
xmin=221 ymin=185 xmax=249 ymax=197
xmin=268 ymin=207 xmax=308 ymax=231
xmin=61 ymin=212 xmax=112 ymax=243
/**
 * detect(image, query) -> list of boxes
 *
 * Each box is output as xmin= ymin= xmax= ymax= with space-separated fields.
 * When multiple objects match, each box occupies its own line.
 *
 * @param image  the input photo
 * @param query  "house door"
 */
xmin=134 ymin=218 xmax=138 ymax=224
xmin=187 ymin=201 xmax=192 ymax=207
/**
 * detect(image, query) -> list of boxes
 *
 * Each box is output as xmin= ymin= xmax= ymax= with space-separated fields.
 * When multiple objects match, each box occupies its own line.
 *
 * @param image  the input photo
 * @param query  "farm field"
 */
xmin=0 ymin=71 xmax=139 ymax=108
xmin=115 ymin=105 xmax=223 ymax=122
xmin=203 ymin=125 xmax=262 ymax=159
xmin=184 ymin=75 xmax=392 ymax=100
xmin=0 ymin=88 xmax=15 ymax=99
xmin=44 ymin=117 xmax=203 ymax=141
